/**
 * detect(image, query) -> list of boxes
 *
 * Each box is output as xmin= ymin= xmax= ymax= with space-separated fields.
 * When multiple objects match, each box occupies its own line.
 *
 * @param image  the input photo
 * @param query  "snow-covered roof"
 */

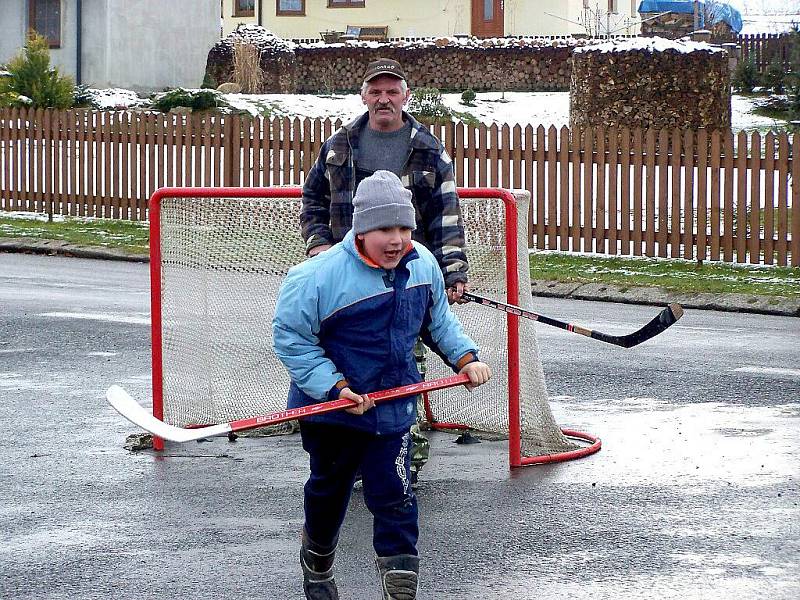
xmin=638 ymin=1 xmax=744 ymax=33
xmin=573 ymin=36 xmax=725 ymax=54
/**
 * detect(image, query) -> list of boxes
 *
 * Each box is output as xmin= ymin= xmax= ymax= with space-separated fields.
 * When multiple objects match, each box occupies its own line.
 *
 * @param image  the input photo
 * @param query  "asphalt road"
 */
xmin=1 ymin=253 xmax=798 ymax=600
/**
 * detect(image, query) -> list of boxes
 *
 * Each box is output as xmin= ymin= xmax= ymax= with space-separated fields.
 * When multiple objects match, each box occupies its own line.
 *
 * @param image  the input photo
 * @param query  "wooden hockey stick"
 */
xmin=463 ymin=292 xmax=683 ymax=348
xmin=107 ymin=373 xmax=470 ymax=443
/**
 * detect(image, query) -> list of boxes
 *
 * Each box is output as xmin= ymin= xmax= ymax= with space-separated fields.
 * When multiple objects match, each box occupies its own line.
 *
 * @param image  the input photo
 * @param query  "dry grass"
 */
xmin=232 ymin=42 xmax=264 ymax=94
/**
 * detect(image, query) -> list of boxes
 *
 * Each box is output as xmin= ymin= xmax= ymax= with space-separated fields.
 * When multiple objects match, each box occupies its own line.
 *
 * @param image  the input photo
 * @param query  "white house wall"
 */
xmin=0 ymin=0 xmax=79 ymax=76
xmin=1 ymin=0 xmax=219 ymax=93
xmin=83 ymin=0 xmax=219 ymax=92
xmin=0 ymin=2 xmax=28 ymax=66
xmin=223 ymin=0 xmax=641 ymax=40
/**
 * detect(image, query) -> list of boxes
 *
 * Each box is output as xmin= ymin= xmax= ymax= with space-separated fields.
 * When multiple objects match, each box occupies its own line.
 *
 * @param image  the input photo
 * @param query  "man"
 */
xmin=300 ymin=58 xmax=469 ymax=482
xmin=274 ymin=170 xmax=490 ymax=600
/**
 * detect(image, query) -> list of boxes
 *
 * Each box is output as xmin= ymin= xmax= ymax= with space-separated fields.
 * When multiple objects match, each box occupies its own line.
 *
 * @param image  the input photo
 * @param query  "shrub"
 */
xmin=762 ymin=57 xmax=786 ymax=95
xmin=201 ymin=72 xmax=218 ymax=90
xmin=151 ymin=88 xmax=227 ymax=112
xmin=461 ymin=88 xmax=476 ymax=106
xmin=0 ymin=32 xmax=74 ymax=108
xmin=408 ymin=87 xmax=451 ymax=125
xmin=73 ymin=84 xmax=99 ymax=109
xmin=732 ymin=58 xmax=759 ymax=94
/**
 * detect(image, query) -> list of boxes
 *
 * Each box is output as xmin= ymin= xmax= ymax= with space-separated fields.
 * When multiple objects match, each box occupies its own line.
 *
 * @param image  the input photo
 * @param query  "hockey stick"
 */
xmin=106 ymin=373 xmax=470 ymax=443
xmin=463 ymin=292 xmax=683 ymax=348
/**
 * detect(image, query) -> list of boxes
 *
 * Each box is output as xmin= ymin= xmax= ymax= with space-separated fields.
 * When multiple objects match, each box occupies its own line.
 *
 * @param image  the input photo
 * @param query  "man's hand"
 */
xmin=342 ymin=387 xmax=375 ymax=415
xmin=308 ymin=244 xmax=332 ymax=258
xmin=446 ymin=281 xmax=469 ymax=305
xmin=459 ymin=361 xmax=492 ymax=391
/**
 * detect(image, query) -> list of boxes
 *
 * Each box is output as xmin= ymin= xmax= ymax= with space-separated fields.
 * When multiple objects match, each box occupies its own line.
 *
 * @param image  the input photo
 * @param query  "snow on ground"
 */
xmin=224 ymin=91 xmax=779 ymax=133
xmin=87 ymin=86 xmax=780 ymax=133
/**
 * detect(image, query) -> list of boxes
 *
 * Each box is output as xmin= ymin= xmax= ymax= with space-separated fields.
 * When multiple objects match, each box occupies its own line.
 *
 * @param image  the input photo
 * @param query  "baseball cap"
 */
xmin=362 ymin=58 xmax=406 ymax=83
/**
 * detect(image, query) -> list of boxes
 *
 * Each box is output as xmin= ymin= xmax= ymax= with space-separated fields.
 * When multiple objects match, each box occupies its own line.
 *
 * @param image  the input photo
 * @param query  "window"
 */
xmin=234 ymin=0 xmax=255 ymax=17
xmin=328 ymin=0 xmax=365 ymax=7
xmin=277 ymin=0 xmax=305 ymax=15
xmin=608 ymin=0 xmax=618 ymax=13
xmin=29 ymin=0 xmax=61 ymax=48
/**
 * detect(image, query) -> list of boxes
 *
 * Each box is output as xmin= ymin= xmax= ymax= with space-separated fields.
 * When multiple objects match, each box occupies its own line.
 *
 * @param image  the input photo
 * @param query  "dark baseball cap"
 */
xmin=363 ymin=58 xmax=406 ymax=83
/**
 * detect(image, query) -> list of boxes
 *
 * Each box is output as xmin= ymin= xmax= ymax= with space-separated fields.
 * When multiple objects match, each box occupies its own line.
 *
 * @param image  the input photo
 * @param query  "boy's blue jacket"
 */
xmin=272 ymin=230 xmax=478 ymax=435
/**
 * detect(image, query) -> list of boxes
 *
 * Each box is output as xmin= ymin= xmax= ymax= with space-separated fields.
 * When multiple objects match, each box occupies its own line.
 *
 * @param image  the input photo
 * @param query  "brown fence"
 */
xmin=738 ymin=33 xmax=795 ymax=73
xmin=0 ymin=107 xmax=798 ymax=266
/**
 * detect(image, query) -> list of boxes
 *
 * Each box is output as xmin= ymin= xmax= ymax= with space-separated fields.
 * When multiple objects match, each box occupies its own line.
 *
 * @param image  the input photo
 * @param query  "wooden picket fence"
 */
xmin=738 ymin=33 xmax=795 ymax=73
xmin=0 ymin=107 xmax=797 ymax=266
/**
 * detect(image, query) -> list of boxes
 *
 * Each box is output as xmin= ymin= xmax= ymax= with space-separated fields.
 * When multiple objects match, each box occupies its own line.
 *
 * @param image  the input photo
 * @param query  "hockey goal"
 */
xmin=149 ymin=187 xmax=600 ymax=466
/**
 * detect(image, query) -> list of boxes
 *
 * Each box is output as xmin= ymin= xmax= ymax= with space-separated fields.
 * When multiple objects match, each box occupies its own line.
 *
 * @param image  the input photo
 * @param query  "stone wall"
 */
xmin=570 ymin=38 xmax=731 ymax=131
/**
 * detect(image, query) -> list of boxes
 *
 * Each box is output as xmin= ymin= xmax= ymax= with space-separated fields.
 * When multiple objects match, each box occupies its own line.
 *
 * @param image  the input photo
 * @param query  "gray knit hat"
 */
xmin=352 ymin=170 xmax=416 ymax=235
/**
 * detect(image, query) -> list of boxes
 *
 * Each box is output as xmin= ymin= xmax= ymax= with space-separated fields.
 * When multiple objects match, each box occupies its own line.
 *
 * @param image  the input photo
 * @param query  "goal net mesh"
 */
xmin=155 ymin=189 xmax=578 ymax=457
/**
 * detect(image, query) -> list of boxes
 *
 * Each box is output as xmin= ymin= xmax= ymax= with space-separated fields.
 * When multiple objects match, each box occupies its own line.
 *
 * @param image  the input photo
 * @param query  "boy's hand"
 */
xmin=459 ymin=361 xmax=492 ymax=391
xmin=446 ymin=282 xmax=469 ymax=305
xmin=342 ymin=387 xmax=375 ymax=415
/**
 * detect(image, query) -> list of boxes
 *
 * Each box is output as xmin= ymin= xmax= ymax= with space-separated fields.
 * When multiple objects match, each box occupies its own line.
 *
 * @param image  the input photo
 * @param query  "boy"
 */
xmin=273 ymin=170 xmax=491 ymax=600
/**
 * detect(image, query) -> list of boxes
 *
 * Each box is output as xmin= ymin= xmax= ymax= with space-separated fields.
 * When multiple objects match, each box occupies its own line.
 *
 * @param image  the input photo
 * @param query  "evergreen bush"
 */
xmin=732 ymin=57 xmax=759 ymax=94
xmin=461 ymin=88 xmax=476 ymax=106
xmin=408 ymin=87 xmax=451 ymax=125
xmin=151 ymin=88 xmax=227 ymax=112
xmin=0 ymin=32 xmax=74 ymax=109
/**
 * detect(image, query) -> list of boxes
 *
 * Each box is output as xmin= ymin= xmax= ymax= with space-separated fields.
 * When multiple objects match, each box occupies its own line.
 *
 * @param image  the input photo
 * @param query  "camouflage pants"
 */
xmin=410 ymin=338 xmax=430 ymax=477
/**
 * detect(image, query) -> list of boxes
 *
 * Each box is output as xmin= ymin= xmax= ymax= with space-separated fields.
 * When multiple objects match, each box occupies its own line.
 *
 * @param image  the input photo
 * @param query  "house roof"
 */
xmin=637 ymin=1 xmax=743 ymax=33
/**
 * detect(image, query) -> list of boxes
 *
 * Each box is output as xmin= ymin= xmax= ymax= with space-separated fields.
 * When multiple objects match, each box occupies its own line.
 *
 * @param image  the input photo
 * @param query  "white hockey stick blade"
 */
xmin=106 ymin=385 xmax=232 ymax=443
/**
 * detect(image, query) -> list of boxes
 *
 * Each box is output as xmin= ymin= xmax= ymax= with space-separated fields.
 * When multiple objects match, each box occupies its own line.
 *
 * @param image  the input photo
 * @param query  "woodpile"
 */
xmin=206 ymin=26 xmax=582 ymax=93
xmin=569 ymin=39 xmax=731 ymax=131
xmin=292 ymin=44 xmax=573 ymax=93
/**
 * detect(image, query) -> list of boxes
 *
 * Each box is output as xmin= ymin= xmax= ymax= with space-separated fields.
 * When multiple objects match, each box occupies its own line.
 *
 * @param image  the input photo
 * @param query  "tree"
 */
xmin=0 ymin=31 xmax=74 ymax=109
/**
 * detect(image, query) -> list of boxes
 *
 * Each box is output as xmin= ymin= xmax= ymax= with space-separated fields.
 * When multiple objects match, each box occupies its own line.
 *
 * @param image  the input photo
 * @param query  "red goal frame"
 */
xmin=148 ymin=186 xmax=600 ymax=467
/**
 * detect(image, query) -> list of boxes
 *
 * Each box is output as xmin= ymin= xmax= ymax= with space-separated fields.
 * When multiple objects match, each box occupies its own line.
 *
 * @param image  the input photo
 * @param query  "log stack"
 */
xmin=293 ymin=40 xmax=573 ymax=93
xmin=206 ymin=27 xmax=584 ymax=94
xmin=569 ymin=38 xmax=731 ymax=131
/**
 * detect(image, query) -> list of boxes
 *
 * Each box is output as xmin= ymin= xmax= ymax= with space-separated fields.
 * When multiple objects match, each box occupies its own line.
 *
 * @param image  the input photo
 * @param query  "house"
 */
xmin=638 ymin=1 xmax=743 ymax=40
xmin=0 ymin=0 xmax=220 ymax=92
xmin=220 ymin=0 xmax=642 ymax=41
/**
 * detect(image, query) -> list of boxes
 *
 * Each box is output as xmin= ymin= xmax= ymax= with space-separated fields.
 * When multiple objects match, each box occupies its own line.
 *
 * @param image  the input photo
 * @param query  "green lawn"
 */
xmin=0 ymin=215 xmax=149 ymax=255
xmin=1 ymin=213 xmax=797 ymax=298
xmin=530 ymin=251 xmax=799 ymax=297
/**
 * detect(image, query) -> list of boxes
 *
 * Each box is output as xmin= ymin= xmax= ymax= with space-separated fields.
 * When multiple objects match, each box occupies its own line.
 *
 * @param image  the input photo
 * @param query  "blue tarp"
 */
xmin=638 ymin=1 xmax=743 ymax=33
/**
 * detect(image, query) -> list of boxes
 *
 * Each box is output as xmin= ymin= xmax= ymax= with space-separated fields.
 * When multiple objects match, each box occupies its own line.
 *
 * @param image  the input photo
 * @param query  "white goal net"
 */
xmin=151 ymin=187 xmax=581 ymax=462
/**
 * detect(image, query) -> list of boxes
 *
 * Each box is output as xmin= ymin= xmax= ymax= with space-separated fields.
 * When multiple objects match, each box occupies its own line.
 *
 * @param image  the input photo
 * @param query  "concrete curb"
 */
xmin=530 ymin=280 xmax=800 ymax=318
xmin=2 ymin=238 xmax=797 ymax=317
xmin=0 ymin=238 xmax=148 ymax=263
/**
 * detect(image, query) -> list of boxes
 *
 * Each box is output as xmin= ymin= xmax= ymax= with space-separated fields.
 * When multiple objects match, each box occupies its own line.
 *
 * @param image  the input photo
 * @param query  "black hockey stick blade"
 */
xmin=463 ymin=292 xmax=683 ymax=349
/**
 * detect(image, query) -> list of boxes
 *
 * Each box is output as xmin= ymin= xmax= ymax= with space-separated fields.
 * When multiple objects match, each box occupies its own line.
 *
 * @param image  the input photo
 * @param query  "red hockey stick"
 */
xmin=106 ymin=373 xmax=470 ymax=443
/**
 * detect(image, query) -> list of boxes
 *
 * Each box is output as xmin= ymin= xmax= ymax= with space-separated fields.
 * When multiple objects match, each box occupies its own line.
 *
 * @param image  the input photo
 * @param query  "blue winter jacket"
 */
xmin=272 ymin=230 xmax=478 ymax=435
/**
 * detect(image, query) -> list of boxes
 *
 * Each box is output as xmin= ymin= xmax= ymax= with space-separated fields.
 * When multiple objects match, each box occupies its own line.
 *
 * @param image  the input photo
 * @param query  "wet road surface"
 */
xmin=1 ymin=253 xmax=798 ymax=599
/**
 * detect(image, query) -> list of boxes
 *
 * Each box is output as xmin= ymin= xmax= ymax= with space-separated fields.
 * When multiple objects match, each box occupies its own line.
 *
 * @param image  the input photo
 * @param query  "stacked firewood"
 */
xmin=569 ymin=40 xmax=731 ymax=131
xmin=293 ymin=44 xmax=574 ymax=93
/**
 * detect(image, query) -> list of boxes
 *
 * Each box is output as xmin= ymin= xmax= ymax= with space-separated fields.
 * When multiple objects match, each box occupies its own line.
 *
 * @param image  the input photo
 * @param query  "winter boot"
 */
xmin=300 ymin=528 xmax=339 ymax=600
xmin=375 ymin=554 xmax=419 ymax=600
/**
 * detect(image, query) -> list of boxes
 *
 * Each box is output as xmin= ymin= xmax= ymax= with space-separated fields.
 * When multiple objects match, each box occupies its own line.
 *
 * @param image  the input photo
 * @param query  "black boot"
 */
xmin=375 ymin=554 xmax=419 ymax=600
xmin=300 ymin=528 xmax=339 ymax=600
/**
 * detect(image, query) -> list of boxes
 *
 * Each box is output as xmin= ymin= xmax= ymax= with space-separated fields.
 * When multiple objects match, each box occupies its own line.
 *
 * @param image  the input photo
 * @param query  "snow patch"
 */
xmin=573 ymin=36 xmax=725 ymax=54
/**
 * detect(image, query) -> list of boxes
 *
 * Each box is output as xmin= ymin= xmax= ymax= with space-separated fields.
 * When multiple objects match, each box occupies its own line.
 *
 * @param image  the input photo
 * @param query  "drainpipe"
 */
xmin=257 ymin=0 xmax=263 ymax=26
xmin=76 ymin=0 xmax=83 ymax=84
